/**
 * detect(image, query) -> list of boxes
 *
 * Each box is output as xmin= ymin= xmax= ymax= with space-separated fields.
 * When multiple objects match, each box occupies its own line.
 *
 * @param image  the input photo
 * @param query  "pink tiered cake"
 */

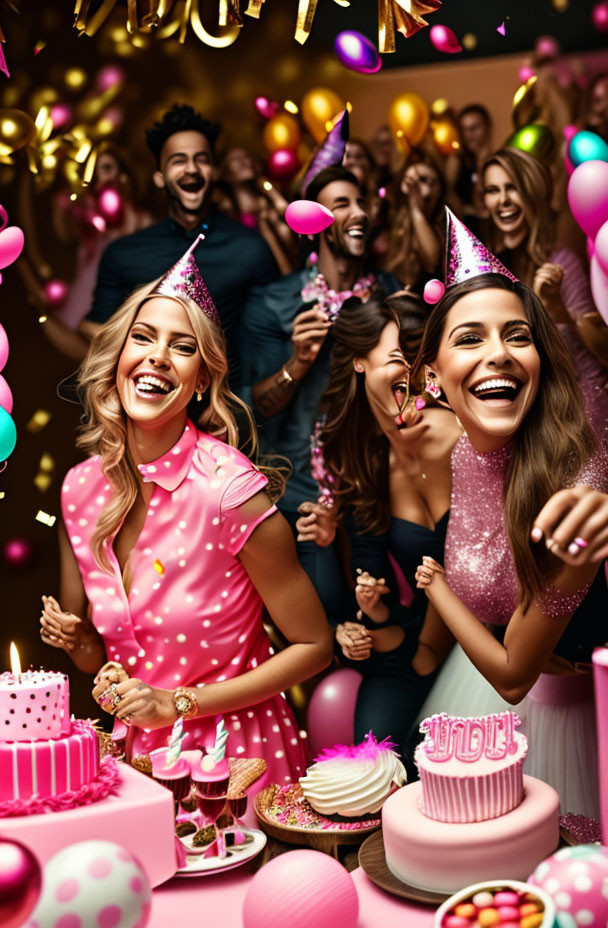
xmin=382 ymin=712 xmax=560 ymax=894
xmin=0 ymin=668 xmax=109 ymax=812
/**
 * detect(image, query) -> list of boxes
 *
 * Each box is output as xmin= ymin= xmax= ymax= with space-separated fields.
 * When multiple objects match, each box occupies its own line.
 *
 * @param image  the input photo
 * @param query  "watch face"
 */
xmin=176 ymin=697 xmax=190 ymax=715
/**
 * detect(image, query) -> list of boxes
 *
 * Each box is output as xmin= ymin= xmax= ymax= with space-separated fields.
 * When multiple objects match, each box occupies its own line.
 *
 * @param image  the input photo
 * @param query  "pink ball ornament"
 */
xmin=2 ymin=537 xmax=35 ymax=569
xmin=285 ymin=200 xmax=335 ymax=235
xmin=528 ymin=844 xmax=608 ymax=928
xmin=267 ymin=148 xmax=300 ymax=180
xmin=0 ymin=322 xmax=8 ymax=371
xmin=334 ymin=31 xmax=381 ymax=74
xmin=29 ymin=839 xmax=151 ymax=928
xmin=0 ymin=372 xmax=13 ymax=413
xmin=243 ymin=850 xmax=358 ymax=928
xmin=592 ymin=1 xmax=608 ymax=31
xmin=306 ymin=668 xmax=362 ymax=756
xmin=0 ymin=225 xmax=24 ymax=269
xmin=49 ymin=103 xmax=72 ymax=129
xmin=44 ymin=279 xmax=68 ymax=306
xmin=567 ymin=159 xmax=608 ymax=239
xmin=0 ymin=838 xmax=42 ymax=928
xmin=424 ymin=278 xmax=445 ymax=304
xmin=429 ymin=24 xmax=462 ymax=54
xmin=518 ymin=64 xmax=535 ymax=83
xmin=255 ymin=96 xmax=280 ymax=120
xmin=535 ymin=35 xmax=560 ymax=59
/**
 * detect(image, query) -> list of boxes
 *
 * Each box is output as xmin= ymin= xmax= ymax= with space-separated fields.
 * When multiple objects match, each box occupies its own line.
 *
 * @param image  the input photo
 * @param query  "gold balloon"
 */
xmin=263 ymin=113 xmax=301 ymax=153
xmin=431 ymin=117 xmax=460 ymax=155
xmin=388 ymin=92 xmax=429 ymax=148
xmin=0 ymin=109 xmax=36 ymax=157
xmin=301 ymin=87 xmax=344 ymax=143
xmin=511 ymin=76 xmax=541 ymax=130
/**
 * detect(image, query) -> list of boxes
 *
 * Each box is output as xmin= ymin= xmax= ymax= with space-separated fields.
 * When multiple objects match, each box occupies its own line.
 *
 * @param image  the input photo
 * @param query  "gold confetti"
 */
xmin=153 ymin=559 xmax=165 ymax=575
xmin=462 ymin=33 xmax=477 ymax=50
xmin=552 ymin=0 xmax=568 ymax=9
xmin=34 ymin=473 xmax=53 ymax=492
xmin=284 ymin=100 xmax=299 ymax=114
xmin=36 ymin=510 xmax=56 ymax=526
xmin=26 ymin=410 xmax=51 ymax=433
xmin=0 ymin=491 xmax=5 ymax=500
xmin=39 ymin=453 xmax=55 ymax=473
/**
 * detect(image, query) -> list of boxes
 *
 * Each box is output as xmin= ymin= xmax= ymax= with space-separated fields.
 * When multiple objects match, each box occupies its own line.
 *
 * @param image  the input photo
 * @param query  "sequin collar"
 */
xmin=301 ymin=267 xmax=376 ymax=323
xmin=459 ymin=434 xmax=512 ymax=470
xmin=137 ymin=420 xmax=197 ymax=492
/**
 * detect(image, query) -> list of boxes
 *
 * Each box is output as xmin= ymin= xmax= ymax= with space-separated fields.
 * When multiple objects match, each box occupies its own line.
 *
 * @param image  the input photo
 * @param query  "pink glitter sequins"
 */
xmin=445 ymin=207 xmax=519 ymax=287
xmin=155 ymin=234 xmax=220 ymax=323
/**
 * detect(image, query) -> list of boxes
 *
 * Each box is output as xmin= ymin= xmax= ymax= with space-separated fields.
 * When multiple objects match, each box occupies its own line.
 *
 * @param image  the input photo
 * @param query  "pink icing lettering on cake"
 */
xmin=415 ymin=712 xmax=527 ymax=823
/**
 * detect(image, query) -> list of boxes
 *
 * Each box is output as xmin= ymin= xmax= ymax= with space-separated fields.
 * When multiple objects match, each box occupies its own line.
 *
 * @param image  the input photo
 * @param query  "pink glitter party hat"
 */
xmin=445 ymin=206 xmax=518 ymax=286
xmin=301 ymin=109 xmax=350 ymax=197
xmin=154 ymin=233 xmax=220 ymax=323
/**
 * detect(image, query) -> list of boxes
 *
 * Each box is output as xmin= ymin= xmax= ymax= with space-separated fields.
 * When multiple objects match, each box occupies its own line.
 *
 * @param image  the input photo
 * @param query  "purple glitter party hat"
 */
xmin=154 ymin=233 xmax=220 ymax=323
xmin=445 ymin=206 xmax=518 ymax=286
xmin=301 ymin=109 xmax=350 ymax=196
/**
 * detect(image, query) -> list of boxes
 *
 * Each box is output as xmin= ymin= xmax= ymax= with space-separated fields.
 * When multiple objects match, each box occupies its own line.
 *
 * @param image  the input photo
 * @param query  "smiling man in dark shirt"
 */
xmin=75 ymin=104 xmax=279 ymax=384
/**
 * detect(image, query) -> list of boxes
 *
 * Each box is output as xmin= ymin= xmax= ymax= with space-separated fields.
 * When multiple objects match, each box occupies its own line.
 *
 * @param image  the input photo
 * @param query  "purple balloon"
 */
xmin=0 ymin=839 xmax=42 ymax=928
xmin=567 ymin=160 xmax=608 ymax=239
xmin=591 ymin=254 xmax=608 ymax=325
xmin=267 ymin=148 xmax=299 ymax=180
xmin=306 ymin=669 xmax=362 ymax=757
xmin=334 ymin=31 xmax=381 ymax=74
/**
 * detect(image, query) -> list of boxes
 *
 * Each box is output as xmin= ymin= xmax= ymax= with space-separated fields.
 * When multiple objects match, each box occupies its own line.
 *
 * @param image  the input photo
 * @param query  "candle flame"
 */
xmin=9 ymin=641 xmax=21 ymax=676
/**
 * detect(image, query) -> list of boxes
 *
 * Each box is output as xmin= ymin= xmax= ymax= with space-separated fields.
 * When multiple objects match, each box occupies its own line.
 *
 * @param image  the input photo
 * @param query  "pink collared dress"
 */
xmin=61 ymin=420 xmax=307 ymax=786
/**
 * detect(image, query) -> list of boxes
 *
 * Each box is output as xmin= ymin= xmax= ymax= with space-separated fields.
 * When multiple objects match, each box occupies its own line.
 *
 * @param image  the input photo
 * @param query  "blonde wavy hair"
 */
xmin=77 ymin=279 xmax=281 ymax=570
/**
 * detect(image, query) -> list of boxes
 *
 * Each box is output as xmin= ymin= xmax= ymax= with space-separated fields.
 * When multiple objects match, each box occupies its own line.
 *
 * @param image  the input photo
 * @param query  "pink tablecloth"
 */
xmin=150 ymin=866 xmax=434 ymax=927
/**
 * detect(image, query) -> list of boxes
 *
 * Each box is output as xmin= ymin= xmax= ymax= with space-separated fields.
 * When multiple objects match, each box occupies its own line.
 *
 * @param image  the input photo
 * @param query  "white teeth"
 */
xmin=473 ymin=378 xmax=519 ymax=394
xmin=134 ymin=374 xmax=172 ymax=394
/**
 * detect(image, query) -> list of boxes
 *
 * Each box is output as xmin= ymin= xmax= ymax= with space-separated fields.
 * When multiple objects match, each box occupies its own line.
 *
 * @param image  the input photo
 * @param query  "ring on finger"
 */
xmin=567 ymin=536 xmax=589 ymax=556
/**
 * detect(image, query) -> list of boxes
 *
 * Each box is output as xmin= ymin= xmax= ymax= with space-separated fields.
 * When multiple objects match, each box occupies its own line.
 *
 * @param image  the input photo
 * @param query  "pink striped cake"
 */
xmin=415 ymin=712 xmax=527 ymax=823
xmin=0 ymin=669 xmax=101 ymax=808
xmin=382 ymin=712 xmax=560 ymax=893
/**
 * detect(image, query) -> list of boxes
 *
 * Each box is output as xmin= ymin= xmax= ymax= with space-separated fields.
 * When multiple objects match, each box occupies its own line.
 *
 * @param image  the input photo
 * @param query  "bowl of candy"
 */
xmin=433 ymin=879 xmax=556 ymax=928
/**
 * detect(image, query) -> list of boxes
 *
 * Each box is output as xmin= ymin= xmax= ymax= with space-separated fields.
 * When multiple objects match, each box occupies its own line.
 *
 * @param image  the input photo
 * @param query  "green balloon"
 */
xmin=505 ymin=123 xmax=555 ymax=164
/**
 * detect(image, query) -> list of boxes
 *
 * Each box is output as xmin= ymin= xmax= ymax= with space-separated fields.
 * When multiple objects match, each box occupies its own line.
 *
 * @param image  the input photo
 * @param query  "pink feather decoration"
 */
xmin=314 ymin=731 xmax=398 ymax=764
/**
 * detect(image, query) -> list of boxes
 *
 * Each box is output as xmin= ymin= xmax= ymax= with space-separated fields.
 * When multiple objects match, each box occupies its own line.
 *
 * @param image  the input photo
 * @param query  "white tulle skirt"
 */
xmin=413 ymin=644 xmax=598 ymax=817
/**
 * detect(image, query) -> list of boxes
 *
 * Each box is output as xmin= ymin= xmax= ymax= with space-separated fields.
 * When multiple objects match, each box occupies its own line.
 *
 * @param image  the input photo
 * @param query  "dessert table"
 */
xmin=149 ymin=866 xmax=434 ymax=927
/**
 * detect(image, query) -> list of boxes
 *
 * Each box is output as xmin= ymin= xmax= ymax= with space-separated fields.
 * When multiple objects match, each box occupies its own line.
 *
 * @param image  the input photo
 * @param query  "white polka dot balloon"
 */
xmin=528 ymin=844 xmax=608 ymax=928
xmin=26 ymin=840 xmax=151 ymax=928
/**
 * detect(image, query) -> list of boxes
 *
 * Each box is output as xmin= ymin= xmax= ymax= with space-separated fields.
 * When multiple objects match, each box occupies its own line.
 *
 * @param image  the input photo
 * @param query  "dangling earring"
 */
xmin=196 ymin=386 xmax=203 ymax=402
xmin=424 ymin=365 xmax=442 ymax=400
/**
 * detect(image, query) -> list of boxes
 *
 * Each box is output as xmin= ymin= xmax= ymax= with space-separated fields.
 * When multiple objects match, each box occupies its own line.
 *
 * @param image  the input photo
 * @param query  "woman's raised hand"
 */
xmin=532 ymin=485 xmax=608 ymax=565
xmin=296 ymin=501 xmax=337 ymax=546
xmin=355 ymin=570 xmax=390 ymax=623
xmin=92 ymin=669 xmax=180 ymax=730
xmin=40 ymin=595 xmax=87 ymax=651
xmin=415 ymin=556 xmax=446 ymax=590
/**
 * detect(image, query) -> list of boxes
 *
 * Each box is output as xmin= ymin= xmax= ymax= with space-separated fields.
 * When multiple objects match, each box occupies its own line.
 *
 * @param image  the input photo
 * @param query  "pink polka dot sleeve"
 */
xmin=219 ymin=468 xmax=277 ymax=555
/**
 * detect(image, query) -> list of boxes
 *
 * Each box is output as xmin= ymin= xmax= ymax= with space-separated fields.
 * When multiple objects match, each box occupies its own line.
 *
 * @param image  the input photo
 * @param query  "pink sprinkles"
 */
xmin=263 ymin=784 xmax=380 ymax=832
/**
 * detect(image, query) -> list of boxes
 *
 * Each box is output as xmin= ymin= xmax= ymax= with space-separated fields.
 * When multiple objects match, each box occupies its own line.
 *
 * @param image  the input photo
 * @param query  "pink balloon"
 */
xmin=0 ymin=373 xmax=12 ymax=413
xmin=595 ymin=219 xmax=608 ymax=276
xmin=587 ymin=236 xmax=596 ymax=260
xmin=429 ymin=24 xmax=462 ymax=54
xmin=563 ymin=124 xmax=578 ymax=142
xmin=49 ymin=103 xmax=72 ymax=129
xmin=255 ymin=96 xmax=280 ymax=120
xmin=98 ymin=186 xmax=123 ymax=221
xmin=0 ymin=323 xmax=8 ymax=371
xmin=0 ymin=226 xmax=24 ymax=270
xmin=306 ymin=669 xmax=362 ymax=757
xmin=96 ymin=64 xmax=125 ymax=91
xmin=0 ymin=839 xmax=42 ymax=928
xmin=44 ymin=279 xmax=68 ymax=306
xmin=285 ymin=200 xmax=335 ymax=235
xmin=267 ymin=148 xmax=300 ymax=180
xmin=591 ymin=254 xmax=608 ymax=324
xmin=423 ymin=278 xmax=445 ymax=304
xmin=564 ymin=152 xmax=575 ymax=177
xmin=592 ymin=1 xmax=608 ymax=31
xmin=518 ymin=64 xmax=535 ymax=83
xmin=568 ymin=160 xmax=608 ymax=239
xmin=535 ymin=35 xmax=560 ymax=58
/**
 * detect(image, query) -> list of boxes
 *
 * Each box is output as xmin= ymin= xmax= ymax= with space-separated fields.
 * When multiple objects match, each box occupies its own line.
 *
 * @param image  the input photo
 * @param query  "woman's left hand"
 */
xmin=533 ymin=263 xmax=569 ymax=324
xmin=415 ymin=556 xmax=446 ymax=592
xmin=532 ymin=485 xmax=608 ymax=565
xmin=93 ymin=675 xmax=178 ymax=730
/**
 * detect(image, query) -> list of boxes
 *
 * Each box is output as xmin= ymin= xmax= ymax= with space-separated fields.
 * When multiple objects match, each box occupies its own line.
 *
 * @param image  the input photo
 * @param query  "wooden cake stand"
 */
xmin=254 ymin=784 xmax=380 ymax=860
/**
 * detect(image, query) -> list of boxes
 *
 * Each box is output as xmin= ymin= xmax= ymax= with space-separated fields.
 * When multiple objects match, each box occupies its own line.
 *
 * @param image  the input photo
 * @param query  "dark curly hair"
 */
xmin=146 ymin=104 xmax=221 ymax=164
xmin=305 ymin=165 xmax=359 ymax=203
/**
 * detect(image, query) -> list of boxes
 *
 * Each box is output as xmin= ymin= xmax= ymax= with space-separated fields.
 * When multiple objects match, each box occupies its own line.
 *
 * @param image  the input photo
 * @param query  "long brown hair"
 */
xmin=77 ymin=280 xmax=281 ymax=570
xmin=482 ymin=148 xmax=555 ymax=286
xmin=415 ymin=273 xmax=595 ymax=607
xmin=320 ymin=292 xmax=427 ymax=534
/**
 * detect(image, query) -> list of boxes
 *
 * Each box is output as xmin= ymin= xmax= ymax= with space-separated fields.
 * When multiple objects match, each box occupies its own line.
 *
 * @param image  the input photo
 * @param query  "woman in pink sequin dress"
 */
xmin=40 ymin=270 xmax=332 ymax=787
xmin=412 ymin=271 xmax=608 ymax=815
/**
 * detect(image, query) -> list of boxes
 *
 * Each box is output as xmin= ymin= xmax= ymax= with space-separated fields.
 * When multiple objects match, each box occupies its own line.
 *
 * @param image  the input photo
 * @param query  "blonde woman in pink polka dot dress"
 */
xmin=40 ymin=261 xmax=332 ymax=788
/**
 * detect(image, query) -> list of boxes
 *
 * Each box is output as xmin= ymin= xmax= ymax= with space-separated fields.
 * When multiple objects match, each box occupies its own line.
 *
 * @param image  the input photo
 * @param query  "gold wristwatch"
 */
xmin=172 ymin=687 xmax=198 ymax=720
